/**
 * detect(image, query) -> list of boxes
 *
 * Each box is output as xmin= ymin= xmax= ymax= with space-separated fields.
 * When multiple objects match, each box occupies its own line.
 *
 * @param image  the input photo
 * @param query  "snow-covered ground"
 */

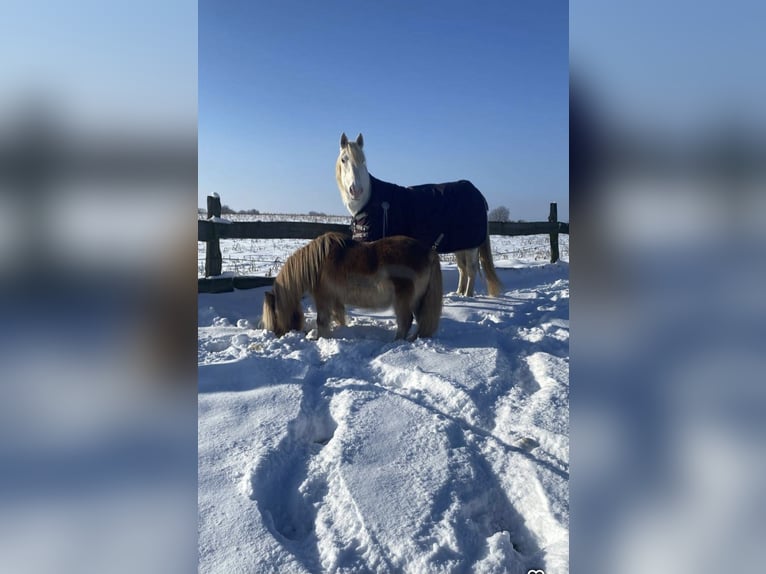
xmin=198 ymin=227 xmax=569 ymax=573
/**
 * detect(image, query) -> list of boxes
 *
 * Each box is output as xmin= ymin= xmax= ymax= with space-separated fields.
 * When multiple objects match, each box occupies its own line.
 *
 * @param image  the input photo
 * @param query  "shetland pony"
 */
xmin=336 ymin=132 xmax=502 ymax=297
xmin=262 ymin=232 xmax=442 ymax=340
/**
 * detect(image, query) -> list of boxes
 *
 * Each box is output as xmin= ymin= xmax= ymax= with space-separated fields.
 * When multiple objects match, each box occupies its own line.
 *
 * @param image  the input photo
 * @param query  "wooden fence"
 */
xmin=198 ymin=196 xmax=569 ymax=293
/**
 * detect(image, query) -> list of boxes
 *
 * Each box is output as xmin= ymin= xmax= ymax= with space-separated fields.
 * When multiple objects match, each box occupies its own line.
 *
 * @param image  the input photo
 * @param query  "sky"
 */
xmin=1 ymin=0 xmax=197 ymax=129
xmin=199 ymin=0 xmax=568 ymax=221
xmin=570 ymin=0 xmax=766 ymax=133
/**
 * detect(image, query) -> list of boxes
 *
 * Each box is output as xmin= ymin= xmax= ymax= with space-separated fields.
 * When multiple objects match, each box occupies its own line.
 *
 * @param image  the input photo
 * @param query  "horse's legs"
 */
xmin=464 ymin=249 xmax=479 ymax=297
xmin=391 ymin=279 xmax=415 ymax=339
xmin=456 ymin=251 xmax=468 ymax=295
xmin=455 ymin=250 xmax=479 ymax=296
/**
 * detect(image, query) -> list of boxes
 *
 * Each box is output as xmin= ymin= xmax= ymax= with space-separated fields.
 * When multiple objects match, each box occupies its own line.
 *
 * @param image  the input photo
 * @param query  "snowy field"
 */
xmin=198 ymin=220 xmax=569 ymax=573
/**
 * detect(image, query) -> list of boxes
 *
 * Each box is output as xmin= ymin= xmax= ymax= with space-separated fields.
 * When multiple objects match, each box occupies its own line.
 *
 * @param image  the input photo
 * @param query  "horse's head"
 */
xmin=262 ymin=290 xmax=304 ymax=338
xmin=336 ymin=132 xmax=371 ymax=215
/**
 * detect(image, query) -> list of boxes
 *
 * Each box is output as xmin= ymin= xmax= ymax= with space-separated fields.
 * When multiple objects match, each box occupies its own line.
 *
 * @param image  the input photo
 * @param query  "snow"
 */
xmin=198 ymin=232 xmax=569 ymax=573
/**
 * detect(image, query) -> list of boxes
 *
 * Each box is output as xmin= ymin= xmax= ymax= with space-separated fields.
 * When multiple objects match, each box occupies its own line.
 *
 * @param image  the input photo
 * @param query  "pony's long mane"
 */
xmin=274 ymin=232 xmax=350 ymax=303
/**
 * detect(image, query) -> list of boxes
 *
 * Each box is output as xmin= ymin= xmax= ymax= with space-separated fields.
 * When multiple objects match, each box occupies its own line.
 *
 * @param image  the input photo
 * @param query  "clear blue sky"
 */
xmin=200 ymin=0 xmax=568 ymax=221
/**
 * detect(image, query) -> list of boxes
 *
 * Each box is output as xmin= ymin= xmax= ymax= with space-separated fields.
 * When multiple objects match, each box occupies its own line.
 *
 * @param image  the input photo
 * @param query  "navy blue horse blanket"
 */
xmin=351 ymin=175 xmax=489 ymax=254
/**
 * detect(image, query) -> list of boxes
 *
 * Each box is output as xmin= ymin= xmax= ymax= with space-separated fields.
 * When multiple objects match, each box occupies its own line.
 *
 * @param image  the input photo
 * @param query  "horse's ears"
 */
xmin=340 ymin=132 xmax=363 ymax=149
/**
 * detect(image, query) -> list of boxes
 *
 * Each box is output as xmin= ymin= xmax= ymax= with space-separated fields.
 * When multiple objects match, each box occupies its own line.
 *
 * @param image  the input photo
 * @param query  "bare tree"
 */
xmin=488 ymin=205 xmax=510 ymax=222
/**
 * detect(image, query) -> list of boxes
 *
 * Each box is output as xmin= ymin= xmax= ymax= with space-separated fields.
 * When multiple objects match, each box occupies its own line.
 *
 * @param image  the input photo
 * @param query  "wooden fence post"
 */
xmin=205 ymin=194 xmax=222 ymax=277
xmin=207 ymin=194 xmax=222 ymax=218
xmin=548 ymin=202 xmax=559 ymax=263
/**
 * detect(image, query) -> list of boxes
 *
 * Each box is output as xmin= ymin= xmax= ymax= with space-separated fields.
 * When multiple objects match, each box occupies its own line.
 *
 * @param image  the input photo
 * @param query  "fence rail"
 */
xmin=198 ymin=196 xmax=568 ymax=293
xmin=198 ymin=219 xmax=569 ymax=242
xmin=197 ymin=220 xmax=350 ymax=242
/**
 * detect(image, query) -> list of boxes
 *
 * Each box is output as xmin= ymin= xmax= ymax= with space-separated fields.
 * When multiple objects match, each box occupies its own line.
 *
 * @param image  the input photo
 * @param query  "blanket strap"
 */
xmin=381 ymin=201 xmax=389 ymax=237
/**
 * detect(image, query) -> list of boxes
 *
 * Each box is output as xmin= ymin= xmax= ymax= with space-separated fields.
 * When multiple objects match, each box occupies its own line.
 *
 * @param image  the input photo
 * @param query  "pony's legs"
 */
xmin=315 ymin=294 xmax=346 ymax=337
xmin=331 ymin=300 xmax=346 ymax=327
xmin=391 ymin=279 xmax=415 ymax=340
xmin=314 ymin=294 xmax=335 ymax=338
xmin=412 ymin=251 xmax=443 ymax=339
xmin=395 ymin=307 xmax=415 ymax=340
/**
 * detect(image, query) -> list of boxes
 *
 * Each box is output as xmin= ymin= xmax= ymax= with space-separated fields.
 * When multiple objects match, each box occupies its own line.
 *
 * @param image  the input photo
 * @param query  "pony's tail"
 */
xmin=415 ymin=250 xmax=443 ymax=338
xmin=479 ymin=235 xmax=503 ymax=297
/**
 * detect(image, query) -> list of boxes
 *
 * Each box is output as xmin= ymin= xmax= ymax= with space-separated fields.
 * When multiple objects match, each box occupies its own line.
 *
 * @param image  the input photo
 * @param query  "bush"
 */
xmin=488 ymin=206 xmax=510 ymax=222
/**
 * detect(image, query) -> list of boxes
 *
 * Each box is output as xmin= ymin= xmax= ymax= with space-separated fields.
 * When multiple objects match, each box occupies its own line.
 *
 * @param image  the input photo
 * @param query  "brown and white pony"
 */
xmin=262 ymin=232 xmax=442 ymax=340
xmin=336 ymin=133 xmax=502 ymax=297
